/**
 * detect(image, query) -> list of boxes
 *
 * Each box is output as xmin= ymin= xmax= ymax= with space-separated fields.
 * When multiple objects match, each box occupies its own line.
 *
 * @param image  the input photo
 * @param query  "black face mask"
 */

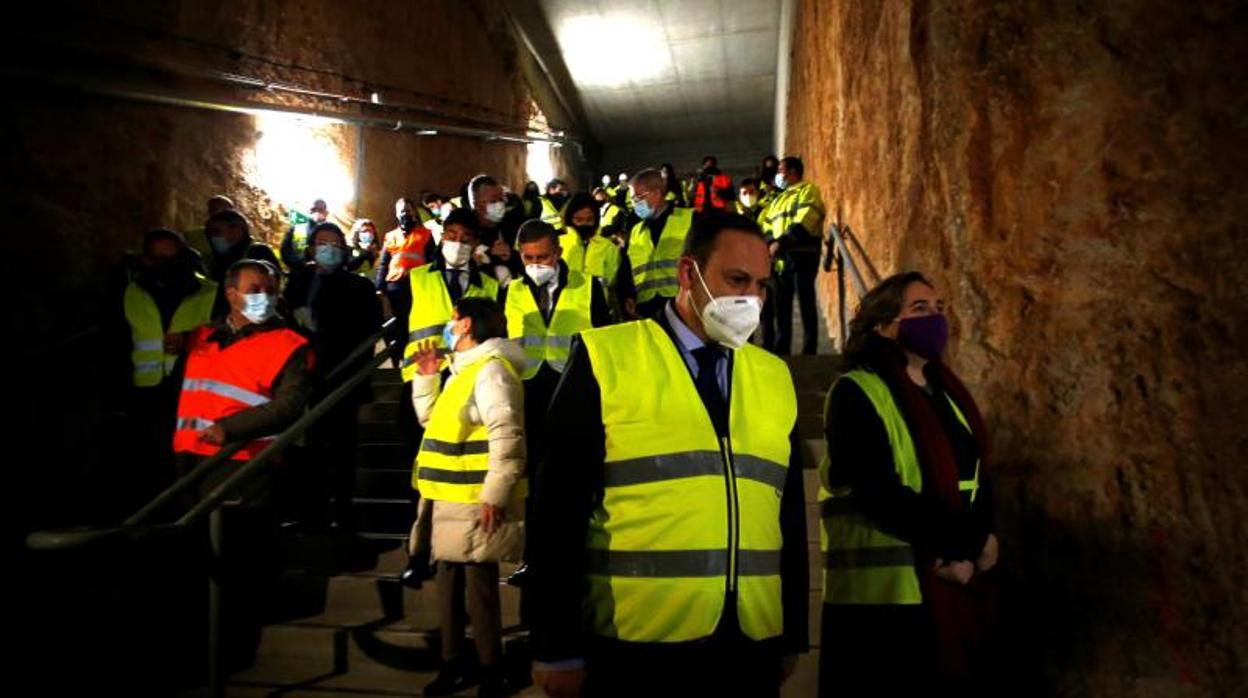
xmin=761 ymin=165 xmax=778 ymax=182
xmin=574 ymin=224 xmax=597 ymax=239
xmin=399 ymin=214 xmax=418 ymax=231
xmin=548 ymin=193 xmax=568 ymax=209
xmin=140 ymin=260 xmax=194 ymax=293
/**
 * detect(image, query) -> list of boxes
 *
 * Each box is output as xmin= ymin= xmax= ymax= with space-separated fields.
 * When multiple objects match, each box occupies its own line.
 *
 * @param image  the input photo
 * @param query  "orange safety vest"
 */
xmin=384 ymin=226 xmax=433 ymax=281
xmin=693 ymin=174 xmax=733 ymax=213
xmin=172 ymin=325 xmax=309 ymax=461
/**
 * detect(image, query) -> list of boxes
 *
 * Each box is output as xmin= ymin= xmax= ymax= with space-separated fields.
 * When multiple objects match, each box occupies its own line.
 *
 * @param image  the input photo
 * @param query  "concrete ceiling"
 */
xmin=531 ymin=0 xmax=781 ymax=178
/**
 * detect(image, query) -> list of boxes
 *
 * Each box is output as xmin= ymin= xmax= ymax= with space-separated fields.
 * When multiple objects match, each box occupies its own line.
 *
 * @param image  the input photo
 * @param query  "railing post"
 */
xmin=208 ymin=506 xmax=224 ymax=698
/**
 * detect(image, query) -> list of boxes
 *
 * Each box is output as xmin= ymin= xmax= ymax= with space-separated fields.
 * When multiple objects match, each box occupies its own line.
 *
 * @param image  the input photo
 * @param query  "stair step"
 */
xmin=796 ymin=414 xmax=823 ymax=441
xmin=359 ymin=421 xmax=404 ymax=443
xmin=354 ymin=469 xmax=412 ymax=499
xmin=354 ymin=498 xmax=415 ymax=536
xmin=372 ymin=368 xmax=402 ymax=385
xmin=268 ymin=565 xmax=522 ymax=630
xmin=800 ymin=437 xmax=826 ymax=470
xmin=359 ymin=401 xmax=402 ymax=424
xmin=357 ymin=443 xmax=411 ymax=469
xmin=370 ymin=382 xmax=405 ymax=403
xmin=230 ymin=619 xmax=538 ymax=696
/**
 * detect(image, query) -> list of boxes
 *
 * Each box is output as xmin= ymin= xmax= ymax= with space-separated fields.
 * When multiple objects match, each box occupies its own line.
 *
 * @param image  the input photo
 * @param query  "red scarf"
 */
xmin=868 ymin=337 xmax=996 ymax=678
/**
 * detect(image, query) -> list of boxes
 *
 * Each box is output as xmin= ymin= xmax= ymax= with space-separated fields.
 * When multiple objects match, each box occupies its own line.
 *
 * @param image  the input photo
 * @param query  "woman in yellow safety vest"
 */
xmin=407 ymin=296 xmax=526 ymax=697
xmin=819 ymin=271 xmax=999 ymax=694
xmin=347 ymin=218 xmax=380 ymax=279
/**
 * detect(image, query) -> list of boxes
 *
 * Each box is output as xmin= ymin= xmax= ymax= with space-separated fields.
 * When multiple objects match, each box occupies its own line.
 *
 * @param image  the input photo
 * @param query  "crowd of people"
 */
xmin=104 ymin=153 xmax=998 ymax=696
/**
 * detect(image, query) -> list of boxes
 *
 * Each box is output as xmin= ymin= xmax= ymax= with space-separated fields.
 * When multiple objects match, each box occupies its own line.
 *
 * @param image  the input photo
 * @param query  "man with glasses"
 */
xmin=623 ymin=168 xmax=695 ymax=319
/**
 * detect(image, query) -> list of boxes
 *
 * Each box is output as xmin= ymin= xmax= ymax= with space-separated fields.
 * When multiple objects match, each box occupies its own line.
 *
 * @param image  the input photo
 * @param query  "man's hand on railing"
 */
xmin=197 ymin=424 xmax=226 ymax=446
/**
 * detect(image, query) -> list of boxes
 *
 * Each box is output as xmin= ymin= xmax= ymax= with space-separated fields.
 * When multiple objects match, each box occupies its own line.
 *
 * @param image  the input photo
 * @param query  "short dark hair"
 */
xmin=468 ymin=174 xmax=499 ymax=208
xmin=545 ymin=178 xmax=566 ymax=192
xmin=738 ymin=177 xmax=760 ymax=190
xmin=682 ymin=211 xmax=766 ymax=267
xmin=143 ymin=228 xmax=186 ymax=253
xmin=442 ymin=207 xmax=480 ymax=236
xmin=225 ymin=259 xmax=278 ymax=289
xmin=421 ymin=190 xmax=442 ymax=206
xmin=562 ymin=192 xmax=600 ymax=228
xmin=517 ymin=219 xmax=560 ymax=246
xmin=311 ymin=222 xmax=346 ymax=246
xmin=456 ymin=297 xmax=507 ymax=342
xmin=780 ymin=156 xmax=804 ymax=178
xmin=207 ymin=209 xmax=250 ymax=236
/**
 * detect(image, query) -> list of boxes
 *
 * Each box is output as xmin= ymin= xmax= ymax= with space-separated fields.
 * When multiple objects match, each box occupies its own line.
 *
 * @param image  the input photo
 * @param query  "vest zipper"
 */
xmin=719 ymin=435 xmax=739 ymax=593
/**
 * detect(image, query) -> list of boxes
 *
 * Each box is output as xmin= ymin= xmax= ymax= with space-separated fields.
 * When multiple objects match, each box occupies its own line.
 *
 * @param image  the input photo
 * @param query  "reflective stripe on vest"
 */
xmin=559 ymin=230 xmax=621 ymax=285
xmin=172 ymin=325 xmax=308 ymax=462
xmin=413 ymin=351 xmax=528 ymax=502
xmin=123 ymin=277 xmax=218 ymax=387
xmin=580 ymin=320 xmax=796 ymax=643
xmin=817 ymin=369 xmax=979 ymax=605
xmin=504 ymin=270 xmax=593 ymax=379
xmin=400 ymin=265 xmax=499 ymax=382
xmin=628 ymin=207 xmax=692 ymax=303
xmin=385 ymin=227 xmax=432 ymax=279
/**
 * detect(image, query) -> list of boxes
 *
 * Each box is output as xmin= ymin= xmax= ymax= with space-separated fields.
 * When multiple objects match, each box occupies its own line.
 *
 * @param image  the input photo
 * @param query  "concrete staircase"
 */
xmin=225 ymin=353 xmax=839 ymax=697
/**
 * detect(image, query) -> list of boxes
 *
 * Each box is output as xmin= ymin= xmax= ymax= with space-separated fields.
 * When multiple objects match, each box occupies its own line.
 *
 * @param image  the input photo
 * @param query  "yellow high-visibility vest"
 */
xmin=504 ymin=269 xmax=593 ymax=379
xmin=413 ymin=348 xmax=527 ymax=502
xmin=627 ymin=207 xmax=693 ymax=303
xmin=818 ymin=369 xmax=979 ymax=605
xmin=580 ymin=320 xmax=796 ymax=642
xmin=401 ymin=265 xmax=499 ymax=381
xmin=559 ymin=229 xmax=620 ymax=286
xmin=123 ymin=275 xmax=218 ymax=387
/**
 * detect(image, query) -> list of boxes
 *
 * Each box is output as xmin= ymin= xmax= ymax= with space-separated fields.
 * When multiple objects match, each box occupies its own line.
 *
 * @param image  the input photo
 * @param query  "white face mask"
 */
xmin=441 ymin=240 xmax=472 ymax=267
xmin=693 ymin=263 xmax=762 ymax=350
xmin=485 ymin=201 xmax=506 ymax=223
xmin=241 ymin=292 xmax=277 ymax=324
xmin=740 ymin=194 xmax=757 ymax=208
xmin=526 ymin=263 xmax=557 ymax=287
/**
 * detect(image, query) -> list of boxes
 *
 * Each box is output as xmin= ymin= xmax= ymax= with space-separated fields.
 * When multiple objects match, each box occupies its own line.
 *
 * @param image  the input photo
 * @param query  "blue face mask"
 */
xmin=314 ymin=244 xmax=346 ymax=270
xmin=774 ymin=173 xmax=788 ymax=191
xmin=210 ymin=236 xmax=232 ymax=254
xmin=633 ymin=198 xmax=654 ymax=220
xmin=241 ymin=292 xmax=277 ymax=324
xmin=441 ymin=320 xmax=462 ymax=353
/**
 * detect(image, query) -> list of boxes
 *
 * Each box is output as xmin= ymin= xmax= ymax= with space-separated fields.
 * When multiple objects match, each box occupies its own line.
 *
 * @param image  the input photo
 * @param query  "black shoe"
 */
xmin=504 ymin=563 xmax=531 ymax=588
xmin=399 ymin=554 xmax=433 ymax=589
xmin=424 ymin=659 xmax=472 ymax=696
xmin=477 ymin=667 xmax=506 ymax=698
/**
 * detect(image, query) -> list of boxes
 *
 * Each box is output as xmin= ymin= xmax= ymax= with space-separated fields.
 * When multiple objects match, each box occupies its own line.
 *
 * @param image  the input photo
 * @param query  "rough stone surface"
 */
xmin=785 ymin=1 xmax=1247 ymax=694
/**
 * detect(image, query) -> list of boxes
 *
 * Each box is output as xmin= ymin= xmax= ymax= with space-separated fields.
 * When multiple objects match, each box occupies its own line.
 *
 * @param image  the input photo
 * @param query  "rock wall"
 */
xmin=785 ymin=1 xmax=1247 ymax=694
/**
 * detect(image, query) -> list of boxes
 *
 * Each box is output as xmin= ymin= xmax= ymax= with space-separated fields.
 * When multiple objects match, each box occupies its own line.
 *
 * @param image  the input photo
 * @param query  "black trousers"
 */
xmin=384 ymin=282 xmax=411 ymax=368
xmin=776 ymin=250 xmax=820 ymax=355
xmin=584 ymin=600 xmax=782 ymax=697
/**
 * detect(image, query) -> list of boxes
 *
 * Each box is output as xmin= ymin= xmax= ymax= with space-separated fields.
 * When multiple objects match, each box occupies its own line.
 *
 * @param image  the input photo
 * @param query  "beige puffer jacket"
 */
xmin=411 ymin=337 xmax=527 ymax=563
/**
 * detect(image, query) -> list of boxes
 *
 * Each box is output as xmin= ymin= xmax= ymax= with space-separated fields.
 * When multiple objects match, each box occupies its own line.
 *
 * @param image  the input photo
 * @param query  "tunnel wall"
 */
xmin=784 ymin=0 xmax=1247 ymax=694
xmin=5 ymin=0 xmax=585 ymax=530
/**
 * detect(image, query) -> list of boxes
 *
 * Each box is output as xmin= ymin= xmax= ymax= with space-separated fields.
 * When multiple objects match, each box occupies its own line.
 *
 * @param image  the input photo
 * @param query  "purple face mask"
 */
xmin=897 ymin=313 xmax=948 ymax=360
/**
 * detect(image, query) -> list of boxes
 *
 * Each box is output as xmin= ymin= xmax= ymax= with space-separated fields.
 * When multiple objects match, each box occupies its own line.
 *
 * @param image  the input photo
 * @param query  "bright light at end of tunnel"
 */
xmin=557 ymin=14 xmax=671 ymax=88
xmin=526 ymin=141 xmax=555 ymax=188
xmin=245 ymin=111 xmax=354 ymax=214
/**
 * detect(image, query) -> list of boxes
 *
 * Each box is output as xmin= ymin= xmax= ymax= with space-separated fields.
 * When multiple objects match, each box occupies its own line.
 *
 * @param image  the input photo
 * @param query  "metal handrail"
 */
xmin=28 ymin=316 xmax=398 ymax=545
xmin=825 ymin=222 xmax=882 ymax=350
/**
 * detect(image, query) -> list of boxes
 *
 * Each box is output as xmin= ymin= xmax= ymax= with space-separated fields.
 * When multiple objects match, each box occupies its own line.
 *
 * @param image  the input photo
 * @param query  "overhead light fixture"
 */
xmin=370 ymin=91 xmax=382 ymax=104
xmin=416 ymin=129 xmax=438 ymax=136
